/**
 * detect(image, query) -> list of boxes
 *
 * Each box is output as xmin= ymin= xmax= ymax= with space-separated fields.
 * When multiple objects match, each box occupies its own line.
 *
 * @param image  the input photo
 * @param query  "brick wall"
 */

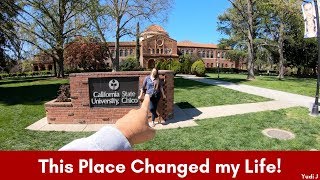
xmin=45 ymin=71 xmax=174 ymax=124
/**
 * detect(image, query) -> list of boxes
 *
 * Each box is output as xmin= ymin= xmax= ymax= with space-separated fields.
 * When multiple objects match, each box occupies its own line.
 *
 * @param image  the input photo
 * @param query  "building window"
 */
xmin=130 ymin=49 xmax=133 ymax=55
xmin=149 ymin=48 xmax=152 ymax=54
xmin=217 ymin=52 xmax=220 ymax=58
xmin=157 ymin=49 xmax=160 ymax=54
xmin=181 ymin=50 xmax=185 ymax=54
xmin=202 ymin=51 xmax=205 ymax=58
xmin=210 ymin=51 xmax=214 ymax=58
xmin=160 ymin=49 xmax=163 ymax=54
xmin=152 ymin=49 xmax=155 ymax=54
xmin=190 ymin=50 xmax=194 ymax=55
xmin=198 ymin=51 xmax=201 ymax=57
xmin=124 ymin=49 xmax=128 ymax=56
xmin=211 ymin=63 xmax=213 ymax=68
xmin=221 ymin=64 xmax=224 ymax=68
xmin=206 ymin=63 xmax=209 ymax=68
xmin=206 ymin=51 xmax=210 ymax=58
xmin=186 ymin=50 xmax=189 ymax=54
xmin=120 ymin=50 xmax=123 ymax=57
xmin=225 ymin=64 xmax=228 ymax=68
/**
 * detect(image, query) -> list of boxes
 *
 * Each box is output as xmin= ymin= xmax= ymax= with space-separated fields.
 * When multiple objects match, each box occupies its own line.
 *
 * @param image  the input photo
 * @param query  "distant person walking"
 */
xmin=139 ymin=68 xmax=166 ymax=127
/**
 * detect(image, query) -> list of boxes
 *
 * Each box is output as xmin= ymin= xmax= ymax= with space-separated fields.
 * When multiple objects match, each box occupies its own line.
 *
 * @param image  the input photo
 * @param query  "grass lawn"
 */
xmin=0 ymin=77 xmax=91 ymax=150
xmin=1 ymin=77 xmax=319 ymax=150
xmin=207 ymin=73 xmax=316 ymax=97
xmin=135 ymin=107 xmax=320 ymax=150
xmin=174 ymin=77 xmax=270 ymax=109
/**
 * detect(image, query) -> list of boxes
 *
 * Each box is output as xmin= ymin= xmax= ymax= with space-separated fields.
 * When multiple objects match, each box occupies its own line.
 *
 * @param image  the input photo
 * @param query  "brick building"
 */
xmin=32 ymin=25 xmax=243 ymax=71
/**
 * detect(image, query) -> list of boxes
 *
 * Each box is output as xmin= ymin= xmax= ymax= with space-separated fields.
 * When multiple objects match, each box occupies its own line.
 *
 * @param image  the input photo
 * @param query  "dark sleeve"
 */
xmin=142 ymin=76 xmax=147 ymax=93
xmin=160 ymin=78 xmax=165 ymax=89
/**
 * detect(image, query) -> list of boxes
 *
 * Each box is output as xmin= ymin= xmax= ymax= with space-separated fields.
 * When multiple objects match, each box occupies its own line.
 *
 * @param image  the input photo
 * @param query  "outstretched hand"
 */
xmin=115 ymin=94 xmax=155 ymax=145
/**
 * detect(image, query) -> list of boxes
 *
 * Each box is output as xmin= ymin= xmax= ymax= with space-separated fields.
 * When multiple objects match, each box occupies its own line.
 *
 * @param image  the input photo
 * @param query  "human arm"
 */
xmin=138 ymin=77 xmax=147 ymax=100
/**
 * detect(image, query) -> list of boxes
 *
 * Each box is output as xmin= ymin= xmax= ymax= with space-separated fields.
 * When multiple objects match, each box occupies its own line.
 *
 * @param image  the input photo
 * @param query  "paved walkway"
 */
xmin=26 ymin=75 xmax=315 ymax=132
xmin=179 ymin=74 xmax=314 ymax=108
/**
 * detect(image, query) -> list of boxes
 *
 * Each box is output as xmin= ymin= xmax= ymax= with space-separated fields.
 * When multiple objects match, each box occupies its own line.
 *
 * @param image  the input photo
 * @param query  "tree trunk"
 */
xmin=53 ymin=58 xmax=57 ymax=77
xmin=278 ymin=22 xmax=285 ymax=80
xmin=113 ymin=20 xmax=120 ymax=72
xmin=56 ymin=48 xmax=64 ymax=78
xmin=246 ymin=0 xmax=255 ymax=80
xmin=135 ymin=22 xmax=141 ymax=65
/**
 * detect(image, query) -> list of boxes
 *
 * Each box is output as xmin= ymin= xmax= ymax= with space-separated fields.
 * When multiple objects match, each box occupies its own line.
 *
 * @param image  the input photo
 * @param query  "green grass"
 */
xmin=207 ymin=73 xmax=317 ymax=97
xmin=0 ymin=77 xmax=92 ymax=150
xmin=135 ymin=107 xmax=320 ymax=150
xmin=174 ymin=78 xmax=270 ymax=109
xmin=1 ymin=77 xmax=319 ymax=150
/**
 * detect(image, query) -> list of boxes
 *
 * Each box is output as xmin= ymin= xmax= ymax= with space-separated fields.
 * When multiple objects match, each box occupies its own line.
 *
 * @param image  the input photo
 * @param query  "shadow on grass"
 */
xmin=207 ymin=77 xmax=248 ymax=84
xmin=0 ymin=77 xmax=52 ymax=86
xmin=0 ymin=83 xmax=64 ymax=105
xmin=174 ymin=77 xmax=212 ymax=89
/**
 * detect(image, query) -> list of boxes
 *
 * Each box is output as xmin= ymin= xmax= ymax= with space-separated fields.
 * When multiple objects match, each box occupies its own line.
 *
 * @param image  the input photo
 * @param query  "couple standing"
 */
xmin=138 ymin=68 xmax=166 ymax=127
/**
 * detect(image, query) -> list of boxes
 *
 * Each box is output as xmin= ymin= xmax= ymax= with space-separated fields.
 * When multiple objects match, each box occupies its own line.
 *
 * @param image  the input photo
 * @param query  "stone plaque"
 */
xmin=89 ymin=77 xmax=139 ymax=108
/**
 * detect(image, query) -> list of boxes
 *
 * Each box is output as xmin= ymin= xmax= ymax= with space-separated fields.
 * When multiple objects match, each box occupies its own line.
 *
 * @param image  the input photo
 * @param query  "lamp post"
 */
xmin=308 ymin=0 xmax=320 ymax=116
xmin=217 ymin=59 xmax=220 ymax=79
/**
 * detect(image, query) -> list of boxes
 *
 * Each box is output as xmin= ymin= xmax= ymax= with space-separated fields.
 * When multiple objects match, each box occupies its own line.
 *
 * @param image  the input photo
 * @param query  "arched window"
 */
xmin=157 ymin=49 xmax=160 ymax=54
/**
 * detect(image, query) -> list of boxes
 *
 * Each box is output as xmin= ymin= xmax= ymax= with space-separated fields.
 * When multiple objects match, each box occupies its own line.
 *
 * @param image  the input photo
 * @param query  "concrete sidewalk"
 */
xmin=179 ymin=74 xmax=314 ymax=108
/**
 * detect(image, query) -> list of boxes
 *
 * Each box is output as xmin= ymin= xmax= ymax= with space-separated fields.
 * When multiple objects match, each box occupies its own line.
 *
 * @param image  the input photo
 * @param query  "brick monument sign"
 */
xmin=45 ymin=71 xmax=174 ymax=124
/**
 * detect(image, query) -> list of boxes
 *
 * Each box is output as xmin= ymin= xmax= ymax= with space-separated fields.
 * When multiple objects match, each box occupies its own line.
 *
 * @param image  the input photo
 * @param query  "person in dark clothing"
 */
xmin=139 ymin=68 xmax=166 ymax=127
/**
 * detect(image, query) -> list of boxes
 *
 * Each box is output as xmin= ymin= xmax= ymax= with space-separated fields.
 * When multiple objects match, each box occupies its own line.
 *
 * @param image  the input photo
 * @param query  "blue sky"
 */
xmin=163 ymin=0 xmax=230 ymax=44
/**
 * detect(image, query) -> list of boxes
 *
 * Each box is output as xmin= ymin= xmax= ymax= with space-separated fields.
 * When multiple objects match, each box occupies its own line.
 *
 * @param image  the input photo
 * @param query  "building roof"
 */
xmin=142 ymin=24 xmax=169 ymax=36
xmin=177 ymin=41 xmax=218 ymax=49
xmin=145 ymin=25 xmax=167 ymax=33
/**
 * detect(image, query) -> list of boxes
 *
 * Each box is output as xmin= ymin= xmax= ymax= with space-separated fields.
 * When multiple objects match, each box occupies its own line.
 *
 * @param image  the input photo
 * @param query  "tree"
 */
xmin=0 ymin=0 xmax=20 ymax=72
xmin=16 ymin=0 xmax=86 ymax=77
xmin=85 ymin=0 xmax=172 ymax=72
xmin=218 ymin=0 xmax=258 ymax=80
xmin=258 ymin=0 xmax=301 ymax=79
xmin=135 ymin=22 xmax=141 ymax=65
xmin=64 ymin=37 xmax=108 ymax=71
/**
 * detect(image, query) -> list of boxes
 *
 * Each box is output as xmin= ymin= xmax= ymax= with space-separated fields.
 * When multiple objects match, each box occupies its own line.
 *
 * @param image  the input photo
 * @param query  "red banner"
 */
xmin=0 ymin=151 xmax=319 ymax=180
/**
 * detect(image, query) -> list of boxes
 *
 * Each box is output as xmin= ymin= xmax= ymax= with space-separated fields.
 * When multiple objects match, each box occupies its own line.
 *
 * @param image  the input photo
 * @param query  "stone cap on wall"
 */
xmin=69 ymin=70 xmax=175 ymax=77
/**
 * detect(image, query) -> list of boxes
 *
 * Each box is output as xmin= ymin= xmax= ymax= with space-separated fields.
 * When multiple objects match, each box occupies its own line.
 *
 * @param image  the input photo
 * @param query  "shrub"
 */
xmin=191 ymin=60 xmax=206 ymax=77
xmin=160 ymin=60 xmax=170 ymax=70
xmin=169 ymin=59 xmax=181 ymax=74
xmin=120 ymin=56 xmax=141 ymax=71
xmin=56 ymin=85 xmax=71 ymax=102
xmin=155 ymin=60 xmax=162 ymax=69
xmin=179 ymin=55 xmax=194 ymax=74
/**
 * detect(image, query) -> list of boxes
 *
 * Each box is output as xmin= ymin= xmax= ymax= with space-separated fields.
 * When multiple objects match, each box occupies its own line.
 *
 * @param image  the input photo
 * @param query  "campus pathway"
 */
xmin=26 ymin=75 xmax=315 ymax=132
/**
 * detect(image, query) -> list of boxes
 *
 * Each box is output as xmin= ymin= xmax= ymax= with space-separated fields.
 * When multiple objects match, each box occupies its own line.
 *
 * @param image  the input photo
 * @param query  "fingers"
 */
xmin=140 ymin=94 xmax=150 ymax=112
